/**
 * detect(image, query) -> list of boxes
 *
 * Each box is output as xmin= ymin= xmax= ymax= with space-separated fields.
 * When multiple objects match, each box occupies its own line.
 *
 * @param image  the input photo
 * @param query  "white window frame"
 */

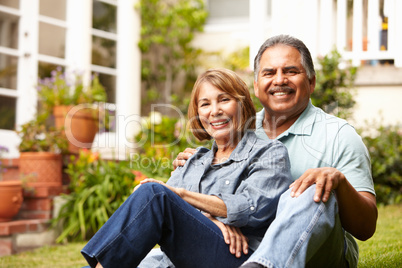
xmin=0 ymin=0 xmax=141 ymax=159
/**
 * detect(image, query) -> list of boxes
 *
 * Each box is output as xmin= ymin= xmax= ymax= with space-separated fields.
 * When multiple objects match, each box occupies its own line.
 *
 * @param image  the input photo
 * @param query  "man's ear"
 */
xmin=253 ymin=80 xmax=259 ymax=98
xmin=309 ymin=76 xmax=316 ymax=94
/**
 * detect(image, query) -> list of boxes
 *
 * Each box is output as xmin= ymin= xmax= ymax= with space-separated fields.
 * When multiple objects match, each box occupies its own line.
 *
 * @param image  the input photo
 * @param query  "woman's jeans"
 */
xmin=81 ymin=183 xmax=252 ymax=268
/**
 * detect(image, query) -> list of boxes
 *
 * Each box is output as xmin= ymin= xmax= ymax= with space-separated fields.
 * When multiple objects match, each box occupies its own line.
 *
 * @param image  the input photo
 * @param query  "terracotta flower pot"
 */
xmin=0 ymin=180 xmax=23 ymax=222
xmin=19 ymin=152 xmax=62 ymax=187
xmin=53 ymin=105 xmax=99 ymax=154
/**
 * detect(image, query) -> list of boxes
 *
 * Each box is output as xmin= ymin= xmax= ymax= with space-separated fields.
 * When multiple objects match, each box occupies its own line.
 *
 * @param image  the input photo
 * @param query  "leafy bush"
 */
xmin=133 ymin=112 xmax=210 ymax=179
xmin=17 ymin=113 xmax=68 ymax=153
xmin=37 ymin=67 xmax=107 ymax=115
xmin=361 ymin=123 xmax=402 ymax=205
xmin=53 ymin=149 xmax=138 ymax=242
xmin=137 ymin=0 xmax=208 ymax=115
xmin=312 ymin=49 xmax=357 ymax=119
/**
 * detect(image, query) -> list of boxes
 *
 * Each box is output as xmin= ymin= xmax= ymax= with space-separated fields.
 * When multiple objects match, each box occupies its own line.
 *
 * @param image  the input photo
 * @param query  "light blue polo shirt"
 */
xmin=255 ymin=101 xmax=375 ymax=195
xmin=255 ymin=101 xmax=375 ymax=267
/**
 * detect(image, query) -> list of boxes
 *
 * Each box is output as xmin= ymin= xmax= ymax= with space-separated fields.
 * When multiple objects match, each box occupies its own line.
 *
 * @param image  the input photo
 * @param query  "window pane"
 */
xmin=95 ymin=72 xmax=116 ymax=104
xmin=39 ymin=0 xmax=66 ymax=20
xmin=0 ymin=0 xmax=19 ymax=9
xmin=0 ymin=95 xmax=16 ymax=130
xmin=92 ymin=36 xmax=116 ymax=68
xmin=208 ymin=0 xmax=249 ymax=20
xmin=0 ymin=53 xmax=18 ymax=90
xmin=39 ymin=22 xmax=66 ymax=58
xmin=93 ymin=1 xmax=117 ymax=33
xmin=0 ymin=11 xmax=19 ymax=49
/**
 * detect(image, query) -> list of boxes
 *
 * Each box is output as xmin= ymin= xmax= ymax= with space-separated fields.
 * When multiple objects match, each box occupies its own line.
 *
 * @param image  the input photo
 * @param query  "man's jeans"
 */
xmin=81 ymin=183 xmax=251 ymax=268
xmin=244 ymin=185 xmax=354 ymax=268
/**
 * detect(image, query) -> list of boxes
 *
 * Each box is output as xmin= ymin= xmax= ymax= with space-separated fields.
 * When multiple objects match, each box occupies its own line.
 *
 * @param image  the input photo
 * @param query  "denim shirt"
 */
xmin=167 ymin=131 xmax=292 ymax=250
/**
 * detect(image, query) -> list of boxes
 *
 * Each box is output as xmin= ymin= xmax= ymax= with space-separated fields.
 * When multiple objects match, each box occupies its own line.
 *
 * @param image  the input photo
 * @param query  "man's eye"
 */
xmin=286 ymin=70 xmax=298 ymax=76
xmin=264 ymin=72 xmax=274 ymax=77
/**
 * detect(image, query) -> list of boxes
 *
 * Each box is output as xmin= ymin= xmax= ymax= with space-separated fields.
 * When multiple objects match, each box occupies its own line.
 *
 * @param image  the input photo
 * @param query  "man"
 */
xmin=175 ymin=35 xmax=377 ymax=267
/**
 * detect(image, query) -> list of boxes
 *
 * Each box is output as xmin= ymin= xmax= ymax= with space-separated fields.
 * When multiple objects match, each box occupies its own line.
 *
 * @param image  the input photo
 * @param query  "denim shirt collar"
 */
xmin=199 ymin=131 xmax=257 ymax=165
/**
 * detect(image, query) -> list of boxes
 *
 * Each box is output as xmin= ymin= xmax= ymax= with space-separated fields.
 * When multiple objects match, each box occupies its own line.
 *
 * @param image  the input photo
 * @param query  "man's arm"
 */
xmin=290 ymin=167 xmax=378 ymax=241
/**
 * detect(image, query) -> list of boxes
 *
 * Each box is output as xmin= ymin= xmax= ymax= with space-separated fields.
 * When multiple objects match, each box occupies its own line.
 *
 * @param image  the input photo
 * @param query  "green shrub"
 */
xmin=133 ymin=112 xmax=210 ymax=179
xmin=361 ymin=124 xmax=402 ymax=205
xmin=53 ymin=150 xmax=138 ymax=242
xmin=312 ymin=49 xmax=357 ymax=119
xmin=137 ymin=0 xmax=208 ymax=115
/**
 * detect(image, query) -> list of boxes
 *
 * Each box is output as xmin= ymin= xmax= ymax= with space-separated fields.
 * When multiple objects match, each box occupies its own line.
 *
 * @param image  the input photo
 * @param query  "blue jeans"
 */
xmin=81 ymin=183 xmax=252 ymax=268
xmin=244 ymin=185 xmax=355 ymax=268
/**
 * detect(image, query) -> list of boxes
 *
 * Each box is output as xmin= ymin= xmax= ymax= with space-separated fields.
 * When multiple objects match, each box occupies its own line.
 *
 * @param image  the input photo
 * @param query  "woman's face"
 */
xmin=197 ymin=82 xmax=239 ymax=146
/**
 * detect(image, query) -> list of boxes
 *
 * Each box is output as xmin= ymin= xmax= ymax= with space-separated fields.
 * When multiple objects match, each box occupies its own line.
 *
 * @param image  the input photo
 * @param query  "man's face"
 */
xmin=254 ymin=45 xmax=315 ymax=121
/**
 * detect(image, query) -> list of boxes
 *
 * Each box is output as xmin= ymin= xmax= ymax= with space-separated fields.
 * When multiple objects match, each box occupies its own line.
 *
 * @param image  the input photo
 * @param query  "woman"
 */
xmin=81 ymin=69 xmax=292 ymax=268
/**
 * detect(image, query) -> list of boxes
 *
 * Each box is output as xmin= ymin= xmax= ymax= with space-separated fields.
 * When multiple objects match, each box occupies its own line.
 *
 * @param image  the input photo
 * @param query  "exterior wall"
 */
xmin=351 ymin=66 xmax=402 ymax=128
xmin=353 ymin=85 xmax=402 ymax=128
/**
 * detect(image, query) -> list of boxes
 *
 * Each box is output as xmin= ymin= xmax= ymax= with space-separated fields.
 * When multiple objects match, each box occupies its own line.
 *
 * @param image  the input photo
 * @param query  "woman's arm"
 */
xmin=137 ymin=178 xmax=228 ymax=217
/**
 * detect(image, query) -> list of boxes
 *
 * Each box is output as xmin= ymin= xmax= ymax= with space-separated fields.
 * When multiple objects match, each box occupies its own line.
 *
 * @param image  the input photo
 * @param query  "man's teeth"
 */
xmin=273 ymin=91 xmax=288 ymax=96
xmin=211 ymin=120 xmax=228 ymax=126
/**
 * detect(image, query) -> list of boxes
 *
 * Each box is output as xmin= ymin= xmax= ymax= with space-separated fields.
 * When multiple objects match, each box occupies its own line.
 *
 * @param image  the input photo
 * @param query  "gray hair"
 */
xmin=254 ymin=35 xmax=316 ymax=81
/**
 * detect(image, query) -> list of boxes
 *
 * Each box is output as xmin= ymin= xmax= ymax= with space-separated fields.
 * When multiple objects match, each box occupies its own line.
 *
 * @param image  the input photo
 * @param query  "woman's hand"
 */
xmin=133 ymin=178 xmax=180 ymax=196
xmin=203 ymin=213 xmax=248 ymax=258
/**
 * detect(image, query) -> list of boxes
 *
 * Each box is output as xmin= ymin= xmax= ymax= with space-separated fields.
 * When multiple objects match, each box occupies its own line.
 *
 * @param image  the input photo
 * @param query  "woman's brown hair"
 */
xmin=188 ymin=68 xmax=256 ymax=141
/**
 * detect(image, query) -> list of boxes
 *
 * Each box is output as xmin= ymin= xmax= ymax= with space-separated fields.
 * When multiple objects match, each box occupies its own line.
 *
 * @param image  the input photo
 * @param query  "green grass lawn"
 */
xmin=0 ymin=204 xmax=400 ymax=268
xmin=357 ymin=204 xmax=402 ymax=268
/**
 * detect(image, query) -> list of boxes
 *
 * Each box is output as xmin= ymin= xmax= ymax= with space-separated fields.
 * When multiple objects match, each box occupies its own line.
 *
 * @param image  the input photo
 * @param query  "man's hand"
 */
xmin=203 ymin=213 xmax=248 ymax=258
xmin=289 ymin=167 xmax=346 ymax=202
xmin=172 ymin=148 xmax=196 ymax=170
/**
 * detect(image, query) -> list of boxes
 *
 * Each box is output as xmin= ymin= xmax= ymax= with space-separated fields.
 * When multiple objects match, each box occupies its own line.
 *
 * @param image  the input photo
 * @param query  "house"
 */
xmin=0 ymin=0 xmax=401 ymax=159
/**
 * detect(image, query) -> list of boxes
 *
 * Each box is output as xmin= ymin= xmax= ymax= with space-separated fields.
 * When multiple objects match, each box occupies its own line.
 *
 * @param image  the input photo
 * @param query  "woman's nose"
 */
xmin=210 ymin=103 xmax=221 ymax=116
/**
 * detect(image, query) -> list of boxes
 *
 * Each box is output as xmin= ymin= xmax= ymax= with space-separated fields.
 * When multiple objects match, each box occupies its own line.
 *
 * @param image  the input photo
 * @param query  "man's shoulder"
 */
xmin=308 ymin=105 xmax=351 ymax=132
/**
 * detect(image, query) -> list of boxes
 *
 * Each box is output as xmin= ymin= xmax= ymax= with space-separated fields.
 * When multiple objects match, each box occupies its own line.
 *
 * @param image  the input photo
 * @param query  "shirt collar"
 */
xmin=202 ymin=131 xmax=257 ymax=164
xmin=256 ymin=100 xmax=317 ymax=139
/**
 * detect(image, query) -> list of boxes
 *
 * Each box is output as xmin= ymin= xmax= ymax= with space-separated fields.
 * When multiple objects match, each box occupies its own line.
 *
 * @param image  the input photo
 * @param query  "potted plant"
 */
xmin=16 ymin=113 xmax=68 ymax=188
xmin=0 ymin=146 xmax=23 ymax=222
xmin=36 ymin=67 xmax=107 ymax=154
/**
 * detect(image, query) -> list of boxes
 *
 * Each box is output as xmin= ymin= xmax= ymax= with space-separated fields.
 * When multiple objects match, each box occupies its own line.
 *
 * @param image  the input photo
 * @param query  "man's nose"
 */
xmin=273 ymin=71 xmax=288 ymax=85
